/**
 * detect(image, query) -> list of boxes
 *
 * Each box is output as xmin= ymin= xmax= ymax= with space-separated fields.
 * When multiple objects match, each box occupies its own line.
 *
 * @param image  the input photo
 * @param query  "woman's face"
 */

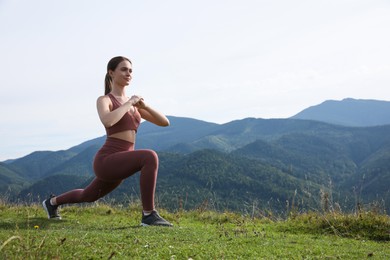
xmin=110 ymin=60 xmax=132 ymax=87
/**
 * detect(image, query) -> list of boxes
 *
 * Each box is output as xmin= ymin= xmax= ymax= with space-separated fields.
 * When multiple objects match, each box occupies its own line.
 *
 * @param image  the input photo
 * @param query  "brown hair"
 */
xmin=104 ymin=56 xmax=132 ymax=95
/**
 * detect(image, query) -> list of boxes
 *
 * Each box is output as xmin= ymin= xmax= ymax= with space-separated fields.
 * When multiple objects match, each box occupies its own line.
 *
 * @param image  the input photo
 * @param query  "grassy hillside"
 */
xmin=0 ymin=203 xmax=389 ymax=259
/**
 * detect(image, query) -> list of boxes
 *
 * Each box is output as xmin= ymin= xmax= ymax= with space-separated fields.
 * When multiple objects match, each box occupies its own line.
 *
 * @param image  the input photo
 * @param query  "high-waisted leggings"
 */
xmin=55 ymin=137 xmax=158 ymax=211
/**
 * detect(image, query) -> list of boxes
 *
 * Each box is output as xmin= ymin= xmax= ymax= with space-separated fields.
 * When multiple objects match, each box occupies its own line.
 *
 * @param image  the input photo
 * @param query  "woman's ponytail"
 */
xmin=104 ymin=73 xmax=112 ymax=95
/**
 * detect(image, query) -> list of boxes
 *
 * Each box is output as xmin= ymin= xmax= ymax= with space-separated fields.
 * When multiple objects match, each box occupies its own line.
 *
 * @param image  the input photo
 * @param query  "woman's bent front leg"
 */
xmin=95 ymin=149 xmax=159 ymax=211
xmin=139 ymin=150 xmax=159 ymax=211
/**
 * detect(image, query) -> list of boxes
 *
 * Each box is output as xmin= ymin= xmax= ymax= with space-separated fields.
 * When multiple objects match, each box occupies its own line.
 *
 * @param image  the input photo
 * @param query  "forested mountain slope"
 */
xmin=2 ymin=116 xmax=389 ymax=213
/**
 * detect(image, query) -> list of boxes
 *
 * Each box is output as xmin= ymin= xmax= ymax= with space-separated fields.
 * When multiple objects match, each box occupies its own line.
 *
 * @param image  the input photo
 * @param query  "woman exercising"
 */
xmin=42 ymin=56 xmax=172 ymax=227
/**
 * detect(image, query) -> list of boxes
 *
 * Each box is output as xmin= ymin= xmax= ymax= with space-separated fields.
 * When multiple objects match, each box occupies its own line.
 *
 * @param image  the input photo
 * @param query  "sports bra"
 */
xmin=105 ymin=93 xmax=141 ymax=135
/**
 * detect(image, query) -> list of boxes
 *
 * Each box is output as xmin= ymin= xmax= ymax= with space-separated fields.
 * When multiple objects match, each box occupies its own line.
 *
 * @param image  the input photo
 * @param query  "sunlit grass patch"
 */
xmin=0 ymin=203 xmax=389 ymax=259
xmin=281 ymin=211 xmax=390 ymax=241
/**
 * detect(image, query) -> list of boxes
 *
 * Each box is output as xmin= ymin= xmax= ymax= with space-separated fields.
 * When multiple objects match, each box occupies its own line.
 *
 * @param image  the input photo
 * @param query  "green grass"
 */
xmin=0 ymin=203 xmax=389 ymax=259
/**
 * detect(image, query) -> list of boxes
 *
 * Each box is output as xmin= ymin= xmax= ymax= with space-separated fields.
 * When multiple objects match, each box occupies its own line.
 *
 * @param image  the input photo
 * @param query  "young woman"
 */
xmin=42 ymin=56 xmax=172 ymax=227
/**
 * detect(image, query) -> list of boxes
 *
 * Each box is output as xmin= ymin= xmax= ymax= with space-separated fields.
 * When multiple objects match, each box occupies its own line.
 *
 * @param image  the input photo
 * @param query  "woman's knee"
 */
xmin=144 ymin=150 xmax=159 ymax=165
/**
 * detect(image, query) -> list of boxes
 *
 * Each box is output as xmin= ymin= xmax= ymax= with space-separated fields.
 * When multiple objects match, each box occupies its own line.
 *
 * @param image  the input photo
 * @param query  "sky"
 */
xmin=1 ymin=0 xmax=390 ymax=161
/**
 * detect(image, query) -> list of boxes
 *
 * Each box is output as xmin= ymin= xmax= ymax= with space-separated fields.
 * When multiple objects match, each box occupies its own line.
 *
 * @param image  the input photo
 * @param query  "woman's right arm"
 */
xmin=96 ymin=96 xmax=134 ymax=127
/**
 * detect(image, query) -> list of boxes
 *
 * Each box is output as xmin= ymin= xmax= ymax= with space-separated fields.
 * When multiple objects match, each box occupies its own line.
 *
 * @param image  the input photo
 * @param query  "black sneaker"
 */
xmin=141 ymin=210 xmax=173 ymax=227
xmin=42 ymin=195 xmax=61 ymax=220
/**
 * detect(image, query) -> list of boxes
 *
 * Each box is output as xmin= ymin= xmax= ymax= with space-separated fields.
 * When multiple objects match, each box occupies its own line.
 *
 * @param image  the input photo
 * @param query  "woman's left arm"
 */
xmin=135 ymin=98 xmax=170 ymax=127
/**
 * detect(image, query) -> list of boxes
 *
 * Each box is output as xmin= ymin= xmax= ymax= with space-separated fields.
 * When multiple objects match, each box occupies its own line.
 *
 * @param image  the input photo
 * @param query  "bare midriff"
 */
xmin=109 ymin=130 xmax=136 ymax=143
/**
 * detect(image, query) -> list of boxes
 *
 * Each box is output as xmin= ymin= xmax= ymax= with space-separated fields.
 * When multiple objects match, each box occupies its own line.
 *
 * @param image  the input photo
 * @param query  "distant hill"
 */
xmin=2 ymin=98 xmax=390 ymax=212
xmin=291 ymin=98 xmax=390 ymax=127
xmin=2 ymin=116 xmax=390 ymax=213
xmin=0 ymin=163 xmax=29 ymax=197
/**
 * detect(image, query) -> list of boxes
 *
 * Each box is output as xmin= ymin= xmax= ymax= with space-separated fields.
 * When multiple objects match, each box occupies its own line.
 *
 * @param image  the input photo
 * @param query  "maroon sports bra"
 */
xmin=105 ymin=93 xmax=141 ymax=135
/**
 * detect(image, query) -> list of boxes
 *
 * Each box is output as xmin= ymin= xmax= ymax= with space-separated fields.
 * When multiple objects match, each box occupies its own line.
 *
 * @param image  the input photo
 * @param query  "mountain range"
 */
xmin=1 ymin=98 xmax=390 ymax=214
xmin=291 ymin=98 xmax=390 ymax=126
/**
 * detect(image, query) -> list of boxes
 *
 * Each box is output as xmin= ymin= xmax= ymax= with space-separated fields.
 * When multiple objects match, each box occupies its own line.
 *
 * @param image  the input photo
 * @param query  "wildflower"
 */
xmin=34 ymin=225 xmax=39 ymax=229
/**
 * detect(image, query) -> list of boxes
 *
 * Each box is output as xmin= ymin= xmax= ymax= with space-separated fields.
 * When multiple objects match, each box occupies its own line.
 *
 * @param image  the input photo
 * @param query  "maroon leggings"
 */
xmin=55 ymin=137 xmax=158 ymax=211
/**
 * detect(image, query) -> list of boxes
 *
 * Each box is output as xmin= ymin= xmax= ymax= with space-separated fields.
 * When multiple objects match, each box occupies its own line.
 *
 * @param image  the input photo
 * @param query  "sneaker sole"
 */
xmin=140 ymin=222 xmax=173 ymax=227
xmin=42 ymin=200 xmax=62 ymax=220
